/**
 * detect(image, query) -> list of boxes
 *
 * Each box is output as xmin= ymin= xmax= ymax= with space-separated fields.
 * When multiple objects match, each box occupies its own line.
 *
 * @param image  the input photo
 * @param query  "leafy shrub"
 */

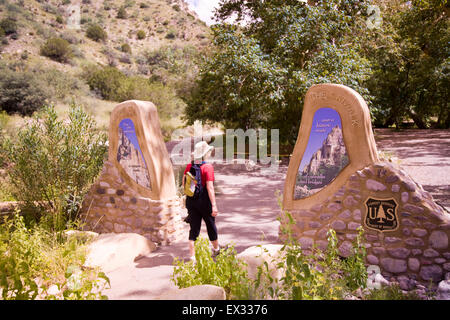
xmin=40 ymin=37 xmax=73 ymax=63
xmin=56 ymin=15 xmax=64 ymax=24
xmin=85 ymin=65 xmax=126 ymax=101
xmin=85 ymin=24 xmax=107 ymax=42
xmin=121 ymin=43 xmax=131 ymax=54
xmin=0 ymin=68 xmax=49 ymax=116
xmin=0 ymin=17 xmax=17 ymax=35
xmin=0 ymin=27 xmax=5 ymax=38
xmin=3 ymin=105 xmax=107 ymax=231
xmin=363 ymin=283 xmax=423 ymax=300
xmin=165 ymin=29 xmax=176 ymax=39
xmin=139 ymin=2 xmax=149 ymax=8
xmin=85 ymin=65 xmax=185 ymax=117
xmin=117 ymin=6 xmax=127 ymax=19
xmin=136 ymin=29 xmax=146 ymax=40
xmin=0 ymin=213 xmax=110 ymax=300
xmin=172 ymin=237 xmax=251 ymax=300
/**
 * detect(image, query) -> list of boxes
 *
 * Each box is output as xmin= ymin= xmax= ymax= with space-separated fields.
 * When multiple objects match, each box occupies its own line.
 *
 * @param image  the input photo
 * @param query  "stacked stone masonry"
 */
xmin=81 ymin=161 xmax=187 ymax=245
xmin=282 ymin=161 xmax=450 ymax=285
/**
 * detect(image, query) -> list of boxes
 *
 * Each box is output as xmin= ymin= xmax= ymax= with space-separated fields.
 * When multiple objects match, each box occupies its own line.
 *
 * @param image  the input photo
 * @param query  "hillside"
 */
xmin=0 ymin=0 xmax=212 ymax=133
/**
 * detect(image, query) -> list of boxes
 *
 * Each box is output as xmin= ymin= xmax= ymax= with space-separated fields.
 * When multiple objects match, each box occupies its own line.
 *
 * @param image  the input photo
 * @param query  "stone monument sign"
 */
xmin=81 ymin=100 xmax=185 ymax=245
xmin=282 ymin=84 xmax=450 ymax=284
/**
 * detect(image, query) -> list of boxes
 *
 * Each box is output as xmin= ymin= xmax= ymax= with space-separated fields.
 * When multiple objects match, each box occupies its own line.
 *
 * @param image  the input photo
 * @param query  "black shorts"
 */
xmin=186 ymin=191 xmax=218 ymax=242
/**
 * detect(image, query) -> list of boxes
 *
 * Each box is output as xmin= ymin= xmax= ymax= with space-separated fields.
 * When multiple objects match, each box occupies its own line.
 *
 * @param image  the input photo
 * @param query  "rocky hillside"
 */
xmin=0 ymin=0 xmax=210 ymax=65
xmin=0 ymin=0 xmax=212 ymax=133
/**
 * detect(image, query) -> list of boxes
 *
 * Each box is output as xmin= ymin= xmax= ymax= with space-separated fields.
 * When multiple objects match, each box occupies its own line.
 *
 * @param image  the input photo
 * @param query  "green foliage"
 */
xmin=3 ymin=105 xmax=107 ymax=231
xmin=0 ymin=66 xmax=49 ymax=116
xmin=85 ymin=24 xmax=107 ymax=42
xmin=0 ymin=213 xmax=110 ymax=300
xmin=363 ymin=0 xmax=449 ymax=128
xmin=256 ymin=227 xmax=368 ymax=300
xmin=363 ymin=283 xmax=422 ymax=300
xmin=121 ymin=43 xmax=131 ymax=54
xmin=0 ymin=17 xmax=17 ymax=35
xmin=136 ymin=29 xmax=146 ymax=40
xmin=40 ymin=37 xmax=73 ymax=63
xmin=185 ymin=0 xmax=372 ymax=144
xmin=84 ymin=65 xmax=185 ymax=120
xmin=172 ymin=237 xmax=251 ymax=300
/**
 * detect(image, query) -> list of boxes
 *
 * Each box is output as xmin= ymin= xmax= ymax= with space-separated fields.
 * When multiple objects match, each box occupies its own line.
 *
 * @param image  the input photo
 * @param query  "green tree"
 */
xmin=185 ymin=0 xmax=373 ymax=144
xmin=0 ymin=67 xmax=49 ymax=116
xmin=3 ymin=105 xmax=107 ymax=230
xmin=40 ymin=37 xmax=73 ymax=63
xmin=85 ymin=24 xmax=107 ymax=42
xmin=364 ymin=0 xmax=449 ymax=128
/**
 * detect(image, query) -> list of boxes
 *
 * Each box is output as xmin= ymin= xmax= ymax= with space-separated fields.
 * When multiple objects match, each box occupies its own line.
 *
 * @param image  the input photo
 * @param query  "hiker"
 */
xmin=182 ymin=141 xmax=220 ymax=262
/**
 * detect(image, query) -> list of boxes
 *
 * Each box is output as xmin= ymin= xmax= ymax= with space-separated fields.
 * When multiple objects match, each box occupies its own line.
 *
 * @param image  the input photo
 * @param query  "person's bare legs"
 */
xmin=211 ymin=240 xmax=219 ymax=250
xmin=189 ymin=240 xmax=195 ymax=259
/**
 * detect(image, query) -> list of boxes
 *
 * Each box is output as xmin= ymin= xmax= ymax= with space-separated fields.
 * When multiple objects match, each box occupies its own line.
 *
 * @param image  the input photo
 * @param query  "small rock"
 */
xmin=412 ymin=228 xmax=427 ymax=237
xmin=405 ymin=237 xmax=424 ymax=247
xmin=429 ymin=231 xmax=448 ymax=250
xmin=408 ymin=258 xmax=420 ymax=272
xmin=403 ymin=204 xmax=424 ymax=215
xmin=386 ymin=175 xmax=399 ymax=183
xmin=338 ymin=241 xmax=353 ymax=257
xmin=367 ymin=254 xmax=379 ymax=265
xmin=420 ymin=265 xmax=443 ymax=282
xmin=381 ymin=258 xmax=407 ymax=273
xmin=401 ymin=192 xmax=409 ymax=203
xmin=331 ymin=220 xmax=346 ymax=230
xmin=391 ymin=184 xmax=400 ymax=192
xmin=423 ymin=248 xmax=439 ymax=258
xmin=366 ymin=179 xmax=387 ymax=191
xmin=387 ymin=248 xmax=410 ymax=259
xmin=436 ymin=280 xmax=450 ymax=300
xmin=402 ymin=180 xmax=416 ymax=192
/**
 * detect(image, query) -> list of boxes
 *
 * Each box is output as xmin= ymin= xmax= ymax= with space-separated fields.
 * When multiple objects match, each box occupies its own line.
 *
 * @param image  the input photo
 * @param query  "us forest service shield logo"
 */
xmin=364 ymin=198 xmax=399 ymax=232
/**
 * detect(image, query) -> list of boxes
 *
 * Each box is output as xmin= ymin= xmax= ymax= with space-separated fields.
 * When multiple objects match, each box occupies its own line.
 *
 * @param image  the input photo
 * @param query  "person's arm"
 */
xmin=206 ymin=181 xmax=218 ymax=217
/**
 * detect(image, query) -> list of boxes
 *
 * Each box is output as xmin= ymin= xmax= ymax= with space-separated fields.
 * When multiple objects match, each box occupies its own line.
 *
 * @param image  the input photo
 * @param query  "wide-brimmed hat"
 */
xmin=192 ymin=141 xmax=214 ymax=160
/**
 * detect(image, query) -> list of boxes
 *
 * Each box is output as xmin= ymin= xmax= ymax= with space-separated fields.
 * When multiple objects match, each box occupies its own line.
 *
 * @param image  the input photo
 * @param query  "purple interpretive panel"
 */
xmin=294 ymin=108 xmax=348 ymax=199
xmin=117 ymin=118 xmax=151 ymax=189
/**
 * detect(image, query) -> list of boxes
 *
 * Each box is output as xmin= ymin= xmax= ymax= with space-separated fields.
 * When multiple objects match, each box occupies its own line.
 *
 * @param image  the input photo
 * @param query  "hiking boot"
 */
xmin=211 ymin=248 xmax=220 ymax=259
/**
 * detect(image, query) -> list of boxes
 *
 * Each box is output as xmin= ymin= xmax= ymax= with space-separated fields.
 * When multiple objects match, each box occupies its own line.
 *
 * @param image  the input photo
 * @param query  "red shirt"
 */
xmin=184 ymin=163 xmax=214 ymax=187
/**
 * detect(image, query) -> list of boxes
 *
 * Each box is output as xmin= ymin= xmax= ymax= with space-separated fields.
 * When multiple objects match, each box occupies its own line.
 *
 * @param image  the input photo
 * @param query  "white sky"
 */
xmin=185 ymin=0 xmax=221 ymax=26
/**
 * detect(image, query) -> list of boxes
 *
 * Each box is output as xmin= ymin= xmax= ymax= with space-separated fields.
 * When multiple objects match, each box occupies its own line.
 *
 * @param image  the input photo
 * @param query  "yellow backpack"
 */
xmin=184 ymin=171 xmax=197 ymax=197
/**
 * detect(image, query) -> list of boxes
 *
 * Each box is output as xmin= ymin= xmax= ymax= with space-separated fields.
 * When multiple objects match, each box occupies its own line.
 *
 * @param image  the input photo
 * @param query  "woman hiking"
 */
xmin=182 ymin=141 xmax=221 ymax=262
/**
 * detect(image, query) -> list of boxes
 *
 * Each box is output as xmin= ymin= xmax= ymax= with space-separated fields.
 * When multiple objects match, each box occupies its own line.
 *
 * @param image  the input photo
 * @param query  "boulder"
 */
xmin=155 ymin=285 xmax=226 ymax=300
xmin=84 ymin=233 xmax=157 ymax=272
xmin=236 ymin=244 xmax=284 ymax=281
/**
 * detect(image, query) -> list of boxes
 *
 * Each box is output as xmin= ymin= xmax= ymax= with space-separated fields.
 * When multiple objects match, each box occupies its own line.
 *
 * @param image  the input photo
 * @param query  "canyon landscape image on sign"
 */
xmin=117 ymin=118 xmax=151 ymax=189
xmin=295 ymin=107 xmax=349 ymax=199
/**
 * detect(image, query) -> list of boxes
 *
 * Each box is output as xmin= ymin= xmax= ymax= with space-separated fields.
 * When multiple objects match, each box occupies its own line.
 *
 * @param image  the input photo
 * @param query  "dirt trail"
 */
xmin=103 ymin=129 xmax=449 ymax=299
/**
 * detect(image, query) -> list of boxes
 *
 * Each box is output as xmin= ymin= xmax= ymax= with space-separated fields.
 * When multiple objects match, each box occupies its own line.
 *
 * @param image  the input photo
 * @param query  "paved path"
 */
xmin=104 ymin=129 xmax=449 ymax=299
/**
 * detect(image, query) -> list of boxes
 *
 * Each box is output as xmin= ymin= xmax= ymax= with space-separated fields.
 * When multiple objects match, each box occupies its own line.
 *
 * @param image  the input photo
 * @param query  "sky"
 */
xmin=298 ymin=108 xmax=343 ymax=172
xmin=185 ymin=0 xmax=221 ymax=26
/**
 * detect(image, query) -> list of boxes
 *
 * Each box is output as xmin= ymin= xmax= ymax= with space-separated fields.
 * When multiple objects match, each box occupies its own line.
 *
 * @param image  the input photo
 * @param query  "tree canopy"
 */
xmin=184 ymin=0 xmax=449 ymax=144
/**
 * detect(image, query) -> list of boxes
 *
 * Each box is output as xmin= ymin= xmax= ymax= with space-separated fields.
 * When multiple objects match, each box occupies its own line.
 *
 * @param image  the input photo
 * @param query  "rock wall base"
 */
xmin=281 ymin=161 xmax=450 ymax=285
xmin=81 ymin=161 xmax=187 ymax=245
